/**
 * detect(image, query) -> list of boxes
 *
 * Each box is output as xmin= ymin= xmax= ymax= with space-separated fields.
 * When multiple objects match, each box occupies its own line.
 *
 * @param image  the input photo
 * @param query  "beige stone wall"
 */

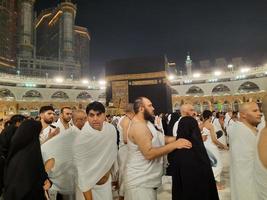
xmin=0 ymin=101 xmax=89 ymax=119
xmin=172 ymin=91 xmax=267 ymax=113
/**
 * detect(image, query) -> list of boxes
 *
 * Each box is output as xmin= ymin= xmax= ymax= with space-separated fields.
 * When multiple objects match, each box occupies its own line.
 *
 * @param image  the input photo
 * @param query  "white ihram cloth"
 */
xmin=74 ymin=121 xmax=117 ymax=199
xmin=41 ymin=128 xmax=77 ymax=195
xmin=229 ymin=121 xmax=257 ymax=200
xmin=257 ymin=115 xmax=266 ymax=133
xmin=117 ymin=116 xmax=129 ymax=196
xmin=254 ymin=129 xmax=267 ymax=200
xmin=125 ymin=121 xmax=165 ymax=200
xmin=40 ymin=125 xmax=55 ymax=144
xmin=203 ymin=127 xmax=223 ymax=182
xmin=53 ymin=119 xmax=72 ymax=134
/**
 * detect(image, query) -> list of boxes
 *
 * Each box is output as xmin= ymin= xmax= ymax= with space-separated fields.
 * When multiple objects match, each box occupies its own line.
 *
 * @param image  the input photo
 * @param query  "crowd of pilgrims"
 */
xmin=0 ymin=96 xmax=266 ymax=200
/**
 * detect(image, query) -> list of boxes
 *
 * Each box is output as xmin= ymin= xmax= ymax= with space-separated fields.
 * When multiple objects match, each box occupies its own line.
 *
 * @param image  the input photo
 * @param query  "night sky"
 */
xmin=35 ymin=0 xmax=267 ymax=77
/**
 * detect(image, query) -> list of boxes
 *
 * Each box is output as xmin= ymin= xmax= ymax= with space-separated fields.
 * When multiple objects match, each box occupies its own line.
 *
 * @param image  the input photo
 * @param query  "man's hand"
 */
xmin=173 ymin=138 xmax=192 ymax=149
xmin=43 ymin=179 xmax=51 ymax=190
xmin=47 ymin=127 xmax=60 ymax=140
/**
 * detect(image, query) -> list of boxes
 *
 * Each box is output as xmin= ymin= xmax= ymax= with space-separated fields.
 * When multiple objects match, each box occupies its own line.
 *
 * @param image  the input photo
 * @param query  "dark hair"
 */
xmin=202 ymin=110 xmax=212 ymax=120
xmin=39 ymin=106 xmax=54 ymax=114
xmin=60 ymin=106 xmax=72 ymax=114
xmin=232 ymin=111 xmax=238 ymax=116
xmin=133 ymin=97 xmax=144 ymax=114
xmin=10 ymin=114 xmax=26 ymax=124
xmin=86 ymin=101 xmax=105 ymax=115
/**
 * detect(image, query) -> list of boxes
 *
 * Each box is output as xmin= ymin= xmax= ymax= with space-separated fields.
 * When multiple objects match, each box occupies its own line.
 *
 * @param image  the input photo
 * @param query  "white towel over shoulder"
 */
xmin=74 ymin=122 xmax=118 ymax=192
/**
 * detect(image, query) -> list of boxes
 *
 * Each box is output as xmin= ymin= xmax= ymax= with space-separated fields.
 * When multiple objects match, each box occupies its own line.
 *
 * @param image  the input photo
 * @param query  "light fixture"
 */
xmin=98 ymin=80 xmax=107 ymax=85
xmin=227 ymin=64 xmax=233 ymax=68
xmin=193 ymin=73 xmax=201 ymax=78
xmin=214 ymin=71 xmax=222 ymax=76
xmin=168 ymin=75 xmax=175 ymax=81
xmin=184 ymin=80 xmax=192 ymax=84
xmin=25 ymin=83 xmax=36 ymax=87
xmin=54 ymin=77 xmax=64 ymax=83
xmin=100 ymin=86 xmax=106 ymax=90
xmin=240 ymin=67 xmax=250 ymax=73
xmin=82 ymin=79 xmax=89 ymax=84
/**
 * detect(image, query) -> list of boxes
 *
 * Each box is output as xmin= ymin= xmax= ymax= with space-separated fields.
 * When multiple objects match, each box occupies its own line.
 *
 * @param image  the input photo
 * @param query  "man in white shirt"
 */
xmin=54 ymin=106 xmax=73 ymax=133
xmin=172 ymin=103 xmax=196 ymax=136
xmin=39 ymin=106 xmax=59 ymax=144
xmin=229 ymin=102 xmax=262 ymax=200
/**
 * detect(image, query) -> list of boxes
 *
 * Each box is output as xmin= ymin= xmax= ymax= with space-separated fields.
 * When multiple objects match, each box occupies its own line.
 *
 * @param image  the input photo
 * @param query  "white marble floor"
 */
xmin=114 ymin=151 xmax=231 ymax=200
xmin=156 ymin=166 xmax=230 ymax=200
xmin=156 ymin=151 xmax=231 ymax=200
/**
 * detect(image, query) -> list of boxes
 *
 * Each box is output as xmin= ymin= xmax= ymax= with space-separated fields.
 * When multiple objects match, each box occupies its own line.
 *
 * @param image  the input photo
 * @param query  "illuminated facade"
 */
xmin=0 ymin=0 xmax=90 ymax=78
xmin=0 ymin=0 xmax=17 ymax=68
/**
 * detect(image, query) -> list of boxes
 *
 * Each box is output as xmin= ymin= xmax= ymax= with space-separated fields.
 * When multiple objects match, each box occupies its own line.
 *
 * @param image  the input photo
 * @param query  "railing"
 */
xmin=169 ymin=65 xmax=267 ymax=84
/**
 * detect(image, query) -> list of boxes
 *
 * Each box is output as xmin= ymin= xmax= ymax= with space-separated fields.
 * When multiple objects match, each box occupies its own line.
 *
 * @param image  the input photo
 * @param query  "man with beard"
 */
xmin=229 ymin=102 xmax=262 ymax=200
xmin=124 ymin=97 xmax=192 ymax=200
xmin=39 ymin=106 xmax=60 ymax=144
xmin=55 ymin=107 xmax=73 ymax=134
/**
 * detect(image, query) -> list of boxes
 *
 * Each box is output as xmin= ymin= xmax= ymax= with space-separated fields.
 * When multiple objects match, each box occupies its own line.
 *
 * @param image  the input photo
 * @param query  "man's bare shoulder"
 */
xmin=129 ymin=121 xmax=150 ymax=136
xmin=120 ymin=116 xmax=131 ymax=125
xmin=130 ymin=121 xmax=147 ymax=129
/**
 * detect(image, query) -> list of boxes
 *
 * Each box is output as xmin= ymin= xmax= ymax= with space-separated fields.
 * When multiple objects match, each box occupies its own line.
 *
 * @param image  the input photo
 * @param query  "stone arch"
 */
xmin=212 ymin=84 xmax=231 ymax=94
xmin=77 ymin=91 xmax=92 ymax=101
xmin=51 ymin=91 xmax=69 ymax=99
xmin=98 ymin=92 xmax=106 ymax=99
xmin=238 ymin=81 xmax=260 ymax=93
xmin=0 ymin=88 xmax=15 ymax=100
xmin=22 ymin=90 xmax=43 ymax=99
xmin=171 ymin=88 xmax=179 ymax=95
xmin=186 ymin=86 xmax=204 ymax=96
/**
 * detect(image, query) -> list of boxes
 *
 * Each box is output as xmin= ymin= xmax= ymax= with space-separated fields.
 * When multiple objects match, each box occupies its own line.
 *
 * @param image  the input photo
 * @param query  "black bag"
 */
xmin=216 ymin=130 xmax=223 ymax=139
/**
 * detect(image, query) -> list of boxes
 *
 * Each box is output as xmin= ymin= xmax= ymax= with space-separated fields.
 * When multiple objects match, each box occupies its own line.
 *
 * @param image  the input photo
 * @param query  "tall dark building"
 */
xmin=0 ymin=0 xmax=90 ymax=78
xmin=74 ymin=26 xmax=90 ymax=76
xmin=0 ymin=0 xmax=17 ymax=69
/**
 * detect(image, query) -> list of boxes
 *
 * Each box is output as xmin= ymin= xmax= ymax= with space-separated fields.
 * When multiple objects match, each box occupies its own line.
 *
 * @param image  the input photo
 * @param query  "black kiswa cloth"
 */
xmin=4 ymin=120 xmax=48 ymax=200
xmin=171 ymin=116 xmax=219 ymax=200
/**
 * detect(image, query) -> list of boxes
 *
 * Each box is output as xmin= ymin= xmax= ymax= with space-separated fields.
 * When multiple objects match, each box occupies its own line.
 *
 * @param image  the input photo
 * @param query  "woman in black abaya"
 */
xmin=4 ymin=119 xmax=51 ymax=200
xmin=171 ymin=116 xmax=219 ymax=200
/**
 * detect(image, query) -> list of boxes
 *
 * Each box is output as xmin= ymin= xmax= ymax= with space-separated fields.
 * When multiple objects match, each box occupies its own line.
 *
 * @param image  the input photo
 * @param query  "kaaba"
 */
xmin=105 ymin=56 xmax=172 ymax=114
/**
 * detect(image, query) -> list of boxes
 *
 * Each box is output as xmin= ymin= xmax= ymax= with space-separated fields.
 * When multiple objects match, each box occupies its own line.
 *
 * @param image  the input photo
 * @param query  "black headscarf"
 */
xmin=171 ymin=116 xmax=219 ymax=200
xmin=0 ymin=124 xmax=18 ymax=195
xmin=4 ymin=120 xmax=48 ymax=200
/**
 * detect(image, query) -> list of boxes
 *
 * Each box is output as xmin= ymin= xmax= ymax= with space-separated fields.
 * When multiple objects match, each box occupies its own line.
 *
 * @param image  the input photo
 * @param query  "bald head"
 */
xmin=72 ymin=109 xmax=87 ymax=130
xmin=239 ymin=102 xmax=262 ymax=127
xmin=180 ymin=104 xmax=195 ymax=117
xmin=261 ymin=95 xmax=267 ymax=120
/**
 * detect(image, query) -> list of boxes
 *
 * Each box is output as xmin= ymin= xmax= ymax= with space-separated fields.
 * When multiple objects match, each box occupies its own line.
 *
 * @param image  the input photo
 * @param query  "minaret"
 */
xmin=18 ymin=0 xmax=35 ymax=58
xmin=185 ymin=52 xmax=192 ymax=76
xmin=60 ymin=0 xmax=76 ymax=61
